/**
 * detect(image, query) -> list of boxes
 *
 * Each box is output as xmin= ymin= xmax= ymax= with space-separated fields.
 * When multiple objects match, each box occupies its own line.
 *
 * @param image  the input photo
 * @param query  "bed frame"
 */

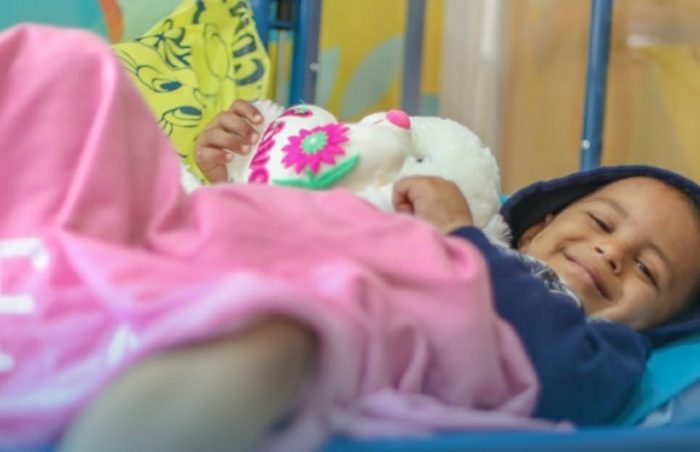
xmin=250 ymin=0 xmax=613 ymax=170
xmin=249 ymin=0 xmax=321 ymax=105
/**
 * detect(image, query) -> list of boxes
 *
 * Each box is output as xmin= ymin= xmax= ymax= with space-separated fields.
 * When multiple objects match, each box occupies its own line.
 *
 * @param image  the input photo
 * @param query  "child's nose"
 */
xmin=386 ymin=110 xmax=411 ymax=129
xmin=594 ymin=244 xmax=622 ymax=274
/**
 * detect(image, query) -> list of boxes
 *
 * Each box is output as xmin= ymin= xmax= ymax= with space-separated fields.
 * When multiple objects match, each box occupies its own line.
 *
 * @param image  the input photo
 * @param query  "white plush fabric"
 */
xmin=182 ymin=101 xmax=510 ymax=244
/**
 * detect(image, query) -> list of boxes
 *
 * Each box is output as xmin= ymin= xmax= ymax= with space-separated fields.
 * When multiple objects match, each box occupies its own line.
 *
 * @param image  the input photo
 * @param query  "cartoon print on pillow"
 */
xmin=114 ymin=1 xmax=269 ymax=177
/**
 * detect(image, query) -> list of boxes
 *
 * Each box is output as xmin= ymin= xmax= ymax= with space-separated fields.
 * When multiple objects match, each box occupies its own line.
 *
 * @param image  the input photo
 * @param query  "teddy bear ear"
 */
xmin=358 ymin=110 xmax=411 ymax=130
xmin=386 ymin=110 xmax=411 ymax=129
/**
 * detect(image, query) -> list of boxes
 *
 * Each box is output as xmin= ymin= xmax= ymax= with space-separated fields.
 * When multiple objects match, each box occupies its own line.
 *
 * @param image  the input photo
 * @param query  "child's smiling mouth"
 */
xmin=562 ymin=252 xmax=610 ymax=301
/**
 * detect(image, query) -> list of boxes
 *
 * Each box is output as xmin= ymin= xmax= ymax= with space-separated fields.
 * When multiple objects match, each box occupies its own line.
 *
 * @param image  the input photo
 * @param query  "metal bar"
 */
xmin=268 ymin=19 xmax=295 ymax=30
xmin=289 ymin=0 xmax=322 ymax=104
xmin=580 ymin=0 xmax=614 ymax=170
xmin=275 ymin=28 xmax=290 ymax=105
xmin=249 ymin=0 xmax=271 ymax=48
xmin=401 ymin=0 xmax=426 ymax=114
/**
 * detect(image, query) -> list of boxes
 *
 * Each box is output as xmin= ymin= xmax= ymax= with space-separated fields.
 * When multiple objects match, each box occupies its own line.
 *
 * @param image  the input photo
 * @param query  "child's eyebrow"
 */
xmin=593 ymin=197 xmax=628 ymax=219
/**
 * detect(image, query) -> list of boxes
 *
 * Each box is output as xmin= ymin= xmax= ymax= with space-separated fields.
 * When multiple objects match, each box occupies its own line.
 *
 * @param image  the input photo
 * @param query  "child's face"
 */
xmin=518 ymin=177 xmax=700 ymax=330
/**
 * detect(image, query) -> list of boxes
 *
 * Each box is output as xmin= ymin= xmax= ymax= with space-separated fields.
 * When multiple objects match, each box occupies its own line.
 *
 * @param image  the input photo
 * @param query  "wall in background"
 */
xmin=440 ymin=0 xmax=506 ymax=160
xmin=1 ymin=0 xmax=109 ymax=38
xmin=1 ymin=0 xmax=445 ymax=122
xmin=0 ymin=0 xmax=181 ymax=43
xmin=5 ymin=0 xmax=697 ymax=195
xmin=498 ymin=0 xmax=700 ymax=192
xmin=312 ymin=0 xmax=444 ymax=120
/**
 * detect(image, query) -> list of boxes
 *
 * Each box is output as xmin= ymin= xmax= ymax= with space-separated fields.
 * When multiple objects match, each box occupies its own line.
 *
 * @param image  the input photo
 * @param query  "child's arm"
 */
xmin=450 ymin=226 xmax=650 ymax=425
xmin=194 ymin=100 xmax=264 ymax=183
xmin=392 ymin=175 xmax=648 ymax=424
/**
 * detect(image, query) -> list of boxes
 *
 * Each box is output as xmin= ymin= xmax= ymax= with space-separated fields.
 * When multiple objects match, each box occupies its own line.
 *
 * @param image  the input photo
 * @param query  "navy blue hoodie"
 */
xmin=451 ymin=165 xmax=700 ymax=425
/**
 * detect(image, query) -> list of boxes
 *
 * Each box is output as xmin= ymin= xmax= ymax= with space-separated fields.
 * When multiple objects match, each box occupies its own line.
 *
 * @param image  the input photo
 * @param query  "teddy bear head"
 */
xmin=227 ymin=102 xmax=417 ymax=193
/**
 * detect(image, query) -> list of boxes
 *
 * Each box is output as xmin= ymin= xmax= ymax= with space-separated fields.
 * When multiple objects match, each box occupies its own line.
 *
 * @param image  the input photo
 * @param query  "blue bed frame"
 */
xmin=326 ymin=427 xmax=700 ymax=452
xmin=249 ymin=0 xmax=322 ymax=105
xmin=250 ymin=0 xmax=613 ymax=170
xmin=581 ymin=0 xmax=613 ymax=170
xmin=249 ymin=0 xmax=427 ymax=113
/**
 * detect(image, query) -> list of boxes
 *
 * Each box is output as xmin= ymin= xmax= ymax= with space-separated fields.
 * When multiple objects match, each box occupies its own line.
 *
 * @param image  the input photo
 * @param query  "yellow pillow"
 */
xmin=113 ymin=0 xmax=270 ymax=181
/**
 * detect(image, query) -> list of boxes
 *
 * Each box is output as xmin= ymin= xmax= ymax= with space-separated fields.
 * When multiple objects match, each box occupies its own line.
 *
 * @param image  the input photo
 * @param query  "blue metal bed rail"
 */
xmin=250 ymin=0 xmax=614 ymax=168
xmin=249 ymin=0 xmax=425 ymax=111
xmin=580 ymin=0 xmax=614 ymax=170
xmin=249 ymin=0 xmax=322 ymax=104
xmin=401 ymin=0 xmax=426 ymax=115
xmin=401 ymin=0 xmax=615 ymax=168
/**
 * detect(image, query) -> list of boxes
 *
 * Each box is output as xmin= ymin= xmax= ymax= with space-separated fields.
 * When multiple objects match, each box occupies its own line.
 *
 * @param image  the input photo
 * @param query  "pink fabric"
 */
xmin=0 ymin=26 xmax=545 ymax=451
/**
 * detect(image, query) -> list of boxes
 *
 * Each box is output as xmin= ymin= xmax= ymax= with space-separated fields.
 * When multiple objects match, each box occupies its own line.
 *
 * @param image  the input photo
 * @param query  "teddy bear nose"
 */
xmin=386 ymin=110 xmax=411 ymax=129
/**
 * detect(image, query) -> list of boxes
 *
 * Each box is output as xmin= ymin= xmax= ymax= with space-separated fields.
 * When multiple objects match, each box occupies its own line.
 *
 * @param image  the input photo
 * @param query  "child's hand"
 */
xmin=194 ymin=100 xmax=264 ymax=183
xmin=393 ymin=176 xmax=474 ymax=233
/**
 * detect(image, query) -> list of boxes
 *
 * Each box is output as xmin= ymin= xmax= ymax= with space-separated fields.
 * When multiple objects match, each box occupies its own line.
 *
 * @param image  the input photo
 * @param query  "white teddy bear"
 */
xmin=181 ymin=100 xmax=510 ymax=245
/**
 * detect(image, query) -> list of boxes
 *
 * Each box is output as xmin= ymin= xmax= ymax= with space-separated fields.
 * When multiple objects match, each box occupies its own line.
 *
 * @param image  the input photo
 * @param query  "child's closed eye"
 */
xmin=587 ymin=213 xmax=612 ymax=233
xmin=635 ymin=259 xmax=659 ymax=288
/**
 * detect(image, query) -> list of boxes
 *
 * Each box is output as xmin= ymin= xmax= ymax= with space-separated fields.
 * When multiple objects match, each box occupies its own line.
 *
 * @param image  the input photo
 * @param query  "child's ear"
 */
xmin=517 ymin=214 xmax=555 ymax=251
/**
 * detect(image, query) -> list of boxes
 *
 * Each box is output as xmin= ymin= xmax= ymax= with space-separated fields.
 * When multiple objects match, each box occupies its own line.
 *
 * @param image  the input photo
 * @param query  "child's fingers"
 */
xmin=196 ymin=146 xmax=231 ymax=170
xmin=393 ymin=176 xmax=474 ymax=232
xmin=230 ymin=99 xmax=264 ymax=125
xmin=196 ymin=146 xmax=233 ymax=182
xmin=392 ymin=180 xmax=415 ymax=214
xmin=216 ymin=112 xmax=260 ymax=147
xmin=201 ymin=162 xmax=229 ymax=183
xmin=200 ymin=128 xmax=251 ymax=156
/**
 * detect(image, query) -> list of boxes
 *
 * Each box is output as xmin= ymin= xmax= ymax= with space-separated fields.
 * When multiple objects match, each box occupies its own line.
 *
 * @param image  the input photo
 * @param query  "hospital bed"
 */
xmin=249 ymin=1 xmax=700 ymax=450
xmin=4 ymin=1 xmax=700 ymax=450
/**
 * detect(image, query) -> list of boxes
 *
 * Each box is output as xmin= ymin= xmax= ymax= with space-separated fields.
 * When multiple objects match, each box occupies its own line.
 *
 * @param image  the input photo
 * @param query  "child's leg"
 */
xmin=0 ymin=25 xmax=316 ymax=450
xmin=58 ymin=317 xmax=316 ymax=452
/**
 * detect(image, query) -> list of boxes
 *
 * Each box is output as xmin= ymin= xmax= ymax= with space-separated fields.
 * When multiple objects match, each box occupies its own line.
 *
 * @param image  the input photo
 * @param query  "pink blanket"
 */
xmin=0 ymin=25 xmax=543 ymax=450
